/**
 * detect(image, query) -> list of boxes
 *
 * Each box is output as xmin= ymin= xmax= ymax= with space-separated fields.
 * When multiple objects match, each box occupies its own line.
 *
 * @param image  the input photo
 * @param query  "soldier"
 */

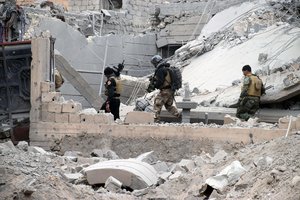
xmin=0 ymin=0 xmax=21 ymax=42
xmin=54 ymin=68 xmax=64 ymax=91
xmin=236 ymin=65 xmax=264 ymax=121
xmin=147 ymin=55 xmax=180 ymax=122
xmin=101 ymin=66 xmax=123 ymax=120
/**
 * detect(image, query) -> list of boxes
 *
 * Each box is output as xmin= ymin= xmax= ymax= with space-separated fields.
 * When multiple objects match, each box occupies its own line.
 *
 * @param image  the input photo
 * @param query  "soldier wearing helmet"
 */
xmin=147 ymin=55 xmax=180 ymax=122
xmin=100 ymin=66 xmax=123 ymax=120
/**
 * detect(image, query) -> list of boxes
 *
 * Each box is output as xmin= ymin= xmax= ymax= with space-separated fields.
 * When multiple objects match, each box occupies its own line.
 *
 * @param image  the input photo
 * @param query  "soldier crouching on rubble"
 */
xmin=147 ymin=55 xmax=180 ymax=123
xmin=54 ymin=68 xmax=64 ymax=91
xmin=236 ymin=65 xmax=265 ymax=121
xmin=100 ymin=64 xmax=124 ymax=120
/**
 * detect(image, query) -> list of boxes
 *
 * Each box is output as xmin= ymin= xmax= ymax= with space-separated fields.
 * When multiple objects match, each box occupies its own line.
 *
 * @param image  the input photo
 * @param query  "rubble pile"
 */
xmin=1 ymin=135 xmax=299 ymax=199
xmin=171 ymin=1 xmax=300 ymax=69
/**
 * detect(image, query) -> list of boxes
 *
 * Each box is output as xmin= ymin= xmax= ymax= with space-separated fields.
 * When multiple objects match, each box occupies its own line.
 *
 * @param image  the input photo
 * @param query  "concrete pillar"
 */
xmin=30 ymin=37 xmax=51 ymax=122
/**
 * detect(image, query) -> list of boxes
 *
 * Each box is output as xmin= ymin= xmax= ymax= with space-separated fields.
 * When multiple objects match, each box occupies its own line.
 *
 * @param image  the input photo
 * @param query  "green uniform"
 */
xmin=236 ymin=74 xmax=262 ymax=121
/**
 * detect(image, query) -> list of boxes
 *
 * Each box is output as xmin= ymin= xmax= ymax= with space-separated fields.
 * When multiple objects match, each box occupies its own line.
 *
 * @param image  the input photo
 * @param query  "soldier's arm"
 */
xmin=6 ymin=11 xmax=17 ymax=28
xmin=240 ymin=76 xmax=251 ymax=98
xmin=107 ymin=78 xmax=116 ymax=101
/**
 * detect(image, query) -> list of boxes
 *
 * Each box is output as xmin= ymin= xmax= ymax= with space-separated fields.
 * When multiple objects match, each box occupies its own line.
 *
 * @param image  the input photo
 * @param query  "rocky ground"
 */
xmin=1 ymin=132 xmax=299 ymax=200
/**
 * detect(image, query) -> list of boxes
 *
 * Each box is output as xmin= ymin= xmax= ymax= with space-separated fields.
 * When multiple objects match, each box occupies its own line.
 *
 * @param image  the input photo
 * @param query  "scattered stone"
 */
xmin=178 ymin=159 xmax=196 ymax=172
xmin=170 ymin=164 xmax=186 ymax=173
xmin=169 ymin=171 xmax=182 ymax=180
xmin=96 ymin=187 xmax=108 ymax=193
xmin=291 ymin=176 xmax=300 ymax=188
xmin=152 ymin=161 xmax=169 ymax=173
xmin=104 ymin=176 xmax=123 ymax=193
xmin=276 ymin=166 xmax=287 ymax=172
xmin=28 ymin=146 xmax=48 ymax=155
xmin=63 ymin=173 xmax=83 ymax=183
xmin=136 ymin=151 xmax=157 ymax=164
xmin=22 ymin=186 xmax=36 ymax=196
xmin=132 ymin=188 xmax=149 ymax=197
xmin=211 ymin=150 xmax=228 ymax=163
xmin=205 ymin=161 xmax=246 ymax=192
xmin=254 ymin=156 xmax=273 ymax=168
xmin=158 ymin=172 xmax=172 ymax=183
xmin=17 ymin=141 xmax=28 ymax=151
xmin=103 ymin=150 xmax=119 ymax=160
xmin=192 ymin=155 xmax=206 ymax=167
xmin=64 ymin=156 xmax=78 ymax=162
xmin=91 ymin=149 xmax=104 ymax=157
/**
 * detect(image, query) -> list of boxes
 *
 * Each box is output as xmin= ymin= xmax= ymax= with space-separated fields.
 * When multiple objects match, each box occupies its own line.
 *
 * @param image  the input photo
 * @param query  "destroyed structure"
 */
xmin=0 ymin=0 xmax=300 ymax=199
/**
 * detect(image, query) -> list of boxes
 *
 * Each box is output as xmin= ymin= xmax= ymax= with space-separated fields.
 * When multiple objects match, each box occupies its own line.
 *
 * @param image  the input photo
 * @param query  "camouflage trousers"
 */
xmin=154 ymin=89 xmax=180 ymax=121
xmin=236 ymin=96 xmax=260 ymax=121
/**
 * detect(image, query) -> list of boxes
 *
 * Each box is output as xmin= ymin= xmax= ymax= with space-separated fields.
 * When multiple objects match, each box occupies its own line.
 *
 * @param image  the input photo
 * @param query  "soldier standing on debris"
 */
xmin=236 ymin=65 xmax=265 ymax=121
xmin=0 ymin=0 xmax=23 ymax=42
xmin=147 ymin=55 xmax=180 ymax=122
xmin=101 ymin=64 xmax=124 ymax=120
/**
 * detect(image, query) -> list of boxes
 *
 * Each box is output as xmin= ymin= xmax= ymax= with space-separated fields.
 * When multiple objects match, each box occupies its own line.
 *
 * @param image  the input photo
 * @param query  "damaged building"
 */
xmin=1 ymin=0 xmax=300 ymax=199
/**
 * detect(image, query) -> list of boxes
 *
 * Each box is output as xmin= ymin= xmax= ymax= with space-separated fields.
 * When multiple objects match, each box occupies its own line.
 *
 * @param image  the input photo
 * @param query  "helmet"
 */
xmin=104 ymin=67 xmax=114 ymax=76
xmin=151 ymin=55 xmax=162 ymax=66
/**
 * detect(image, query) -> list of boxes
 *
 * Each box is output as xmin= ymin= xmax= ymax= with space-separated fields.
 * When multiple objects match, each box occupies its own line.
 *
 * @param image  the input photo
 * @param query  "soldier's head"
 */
xmin=151 ymin=55 xmax=162 ymax=68
xmin=242 ymin=65 xmax=251 ymax=76
xmin=104 ymin=67 xmax=114 ymax=77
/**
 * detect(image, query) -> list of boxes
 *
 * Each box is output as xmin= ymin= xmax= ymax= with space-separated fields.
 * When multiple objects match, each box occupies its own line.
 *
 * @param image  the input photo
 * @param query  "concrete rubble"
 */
xmin=1 ymin=0 xmax=300 ymax=199
xmin=1 ymin=134 xmax=299 ymax=199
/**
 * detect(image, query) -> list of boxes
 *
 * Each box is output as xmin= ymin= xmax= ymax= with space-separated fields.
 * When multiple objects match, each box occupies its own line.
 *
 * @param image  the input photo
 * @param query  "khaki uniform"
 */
xmin=236 ymin=74 xmax=262 ymax=121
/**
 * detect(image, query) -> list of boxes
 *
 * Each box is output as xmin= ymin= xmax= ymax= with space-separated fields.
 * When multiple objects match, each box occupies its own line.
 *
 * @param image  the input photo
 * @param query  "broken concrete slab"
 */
xmin=178 ymin=159 xmax=196 ymax=172
xmin=136 ymin=151 xmax=157 ymax=164
xmin=28 ymin=146 xmax=48 ymax=155
xmin=124 ymin=111 xmax=154 ymax=124
xmin=17 ymin=141 xmax=29 ymax=151
xmin=132 ymin=188 xmax=149 ymax=197
xmin=104 ymin=176 xmax=123 ymax=193
xmin=253 ymin=156 xmax=273 ymax=169
xmin=158 ymin=172 xmax=172 ymax=182
xmin=84 ymin=159 xmax=158 ymax=190
xmin=205 ymin=161 xmax=246 ymax=192
xmin=152 ymin=161 xmax=169 ymax=174
xmin=169 ymin=171 xmax=183 ymax=180
xmin=211 ymin=150 xmax=228 ymax=163
xmin=63 ymin=173 xmax=83 ymax=183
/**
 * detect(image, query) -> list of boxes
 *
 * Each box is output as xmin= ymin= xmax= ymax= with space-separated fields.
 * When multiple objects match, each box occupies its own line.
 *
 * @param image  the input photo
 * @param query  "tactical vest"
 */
xmin=247 ymin=75 xmax=262 ymax=97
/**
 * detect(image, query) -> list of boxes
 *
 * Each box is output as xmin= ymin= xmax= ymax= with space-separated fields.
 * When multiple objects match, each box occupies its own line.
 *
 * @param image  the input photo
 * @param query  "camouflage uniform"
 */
xmin=149 ymin=61 xmax=180 ymax=122
xmin=236 ymin=74 xmax=262 ymax=121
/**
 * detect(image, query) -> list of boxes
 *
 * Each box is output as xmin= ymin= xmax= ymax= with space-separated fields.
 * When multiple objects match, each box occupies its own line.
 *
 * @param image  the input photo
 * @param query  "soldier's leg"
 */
xmin=236 ymin=97 xmax=251 ymax=120
xmin=154 ymin=92 xmax=166 ymax=121
xmin=164 ymin=90 xmax=180 ymax=117
xmin=110 ymin=99 xmax=120 ymax=120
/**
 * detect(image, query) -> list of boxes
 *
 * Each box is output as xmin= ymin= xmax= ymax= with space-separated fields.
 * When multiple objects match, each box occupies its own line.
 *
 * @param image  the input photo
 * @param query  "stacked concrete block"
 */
xmin=41 ymin=92 xmax=61 ymax=103
xmin=62 ymin=100 xmax=82 ymax=113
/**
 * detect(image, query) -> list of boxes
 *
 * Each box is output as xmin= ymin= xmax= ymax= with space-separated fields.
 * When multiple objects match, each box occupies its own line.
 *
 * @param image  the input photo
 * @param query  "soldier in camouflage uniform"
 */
xmin=236 ymin=65 xmax=263 ymax=121
xmin=147 ymin=55 xmax=180 ymax=122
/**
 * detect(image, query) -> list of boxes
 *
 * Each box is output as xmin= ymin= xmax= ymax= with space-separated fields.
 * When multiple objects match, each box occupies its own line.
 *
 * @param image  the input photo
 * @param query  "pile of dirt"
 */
xmin=1 ymin=134 xmax=299 ymax=199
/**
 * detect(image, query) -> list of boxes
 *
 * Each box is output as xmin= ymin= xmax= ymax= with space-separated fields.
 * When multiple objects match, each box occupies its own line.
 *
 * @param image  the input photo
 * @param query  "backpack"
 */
xmin=168 ymin=66 xmax=182 ymax=91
